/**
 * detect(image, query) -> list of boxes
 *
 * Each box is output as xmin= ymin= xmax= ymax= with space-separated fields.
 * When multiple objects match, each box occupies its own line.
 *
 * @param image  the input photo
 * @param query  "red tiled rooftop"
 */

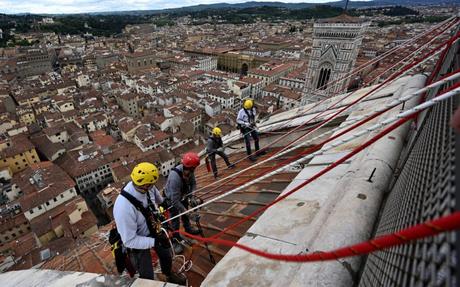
xmin=90 ymin=130 xmax=116 ymax=148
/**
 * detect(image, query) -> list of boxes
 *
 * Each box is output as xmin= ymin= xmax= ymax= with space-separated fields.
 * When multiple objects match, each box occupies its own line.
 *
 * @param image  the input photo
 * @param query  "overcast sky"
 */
xmin=0 ymin=0 xmax=359 ymax=14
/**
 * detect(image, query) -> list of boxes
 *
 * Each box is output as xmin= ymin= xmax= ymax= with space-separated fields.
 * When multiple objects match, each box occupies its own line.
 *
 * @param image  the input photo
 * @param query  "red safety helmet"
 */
xmin=182 ymin=152 xmax=200 ymax=169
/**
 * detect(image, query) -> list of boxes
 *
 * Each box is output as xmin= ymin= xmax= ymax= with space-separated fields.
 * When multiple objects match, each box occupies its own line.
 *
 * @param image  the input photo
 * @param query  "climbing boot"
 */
xmin=167 ymin=272 xmax=187 ymax=285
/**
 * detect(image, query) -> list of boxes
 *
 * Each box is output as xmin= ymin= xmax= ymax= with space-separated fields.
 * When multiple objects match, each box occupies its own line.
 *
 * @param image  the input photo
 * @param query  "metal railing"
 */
xmin=358 ymin=26 xmax=460 ymax=287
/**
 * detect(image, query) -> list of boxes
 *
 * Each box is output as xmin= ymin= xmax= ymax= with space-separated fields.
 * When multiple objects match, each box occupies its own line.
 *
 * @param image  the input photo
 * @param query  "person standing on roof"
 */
xmin=165 ymin=152 xmax=201 ymax=254
xmin=207 ymin=127 xmax=235 ymax=179
xmin=237 ymin=99 xmax=266 ymax=161
xmin=113 ymin=162 xmax=185 ymax=284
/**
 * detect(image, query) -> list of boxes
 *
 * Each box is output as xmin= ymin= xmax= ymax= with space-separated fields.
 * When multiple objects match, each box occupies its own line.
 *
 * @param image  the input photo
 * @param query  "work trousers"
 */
xmin=129 ymin=245 xmax=172 ymax=279
xmin=170 ymin=200 xmax=193 ymax=238
xmin=242 ymin=128 xmax=260 ymax=155
xmin=209 ymin=151 xmax=231 ymax=176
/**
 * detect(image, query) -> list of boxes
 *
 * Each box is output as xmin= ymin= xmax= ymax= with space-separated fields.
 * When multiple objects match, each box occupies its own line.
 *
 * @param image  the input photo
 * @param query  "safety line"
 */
xmin=420 ymin=29 xmax=460 ymax=103
xmin=318 ymin=16 xmax=458 ymax=99
xmin=281 ymin=16 xmax=458 ymax=107
xmin=178 ymin=211 xmax=460 ymax=262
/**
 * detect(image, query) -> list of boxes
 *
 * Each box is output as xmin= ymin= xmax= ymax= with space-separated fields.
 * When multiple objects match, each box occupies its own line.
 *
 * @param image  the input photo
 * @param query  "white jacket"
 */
xmin=113 ymin=181 xmax=163 ymax=249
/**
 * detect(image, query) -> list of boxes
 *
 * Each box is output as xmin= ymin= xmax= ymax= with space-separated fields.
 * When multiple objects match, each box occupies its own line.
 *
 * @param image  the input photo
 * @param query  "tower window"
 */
xmin=317 ymin=68 xmax=332 ymax=90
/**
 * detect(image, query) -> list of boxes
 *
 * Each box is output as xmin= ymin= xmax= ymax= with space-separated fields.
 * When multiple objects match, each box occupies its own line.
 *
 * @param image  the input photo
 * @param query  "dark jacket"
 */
xmin=164 ymin=164 xmax=196 ymax=212
xmin=206 ymin=136 xmax=223 ymax=155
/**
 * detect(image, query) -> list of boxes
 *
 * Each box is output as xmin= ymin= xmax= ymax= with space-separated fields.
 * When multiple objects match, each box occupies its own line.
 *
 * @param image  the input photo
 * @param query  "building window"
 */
xmin=38 ymin=206 xmax=42 ymax=210
xmin=30 ymin=209 xmax=34 ymax=214
xmin=53 ymin=198 xmax=57 ymax=202
xmin=46 ymin=202 xmax=50 ymax=206
xmin=61 ymin=194 xmax=64 ymax=198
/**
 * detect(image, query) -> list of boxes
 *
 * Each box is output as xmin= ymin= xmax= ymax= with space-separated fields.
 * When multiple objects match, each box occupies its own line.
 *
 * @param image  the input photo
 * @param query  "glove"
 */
xmin=160 ymin=198 xmax=171 ymax=210
xmin=244 ymin=122 xmax=251 ymax=128
xmin=155 ymin=230 xmax=171 ymax=248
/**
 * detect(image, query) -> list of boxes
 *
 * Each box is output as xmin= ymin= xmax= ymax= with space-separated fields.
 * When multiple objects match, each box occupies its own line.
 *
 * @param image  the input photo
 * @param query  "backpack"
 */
xmin=109 ymin=227 xmax=134 ymax=276
xmin=109 ymin=189 xmax=158 ymax=276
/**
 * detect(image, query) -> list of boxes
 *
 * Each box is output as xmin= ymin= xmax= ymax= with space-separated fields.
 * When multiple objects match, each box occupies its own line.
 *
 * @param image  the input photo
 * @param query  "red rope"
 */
xmin=179 ymin=108 xmax=459 ymax=260
xmin=177 ymin=20 xmax=460 ymax=263
xmin=179 ymin=211 xmax=460 ymax=262
xmin=186 ymin=81 xmax=460 ymax=256
xmin=202 ymin=80 xmax=460 ymax=243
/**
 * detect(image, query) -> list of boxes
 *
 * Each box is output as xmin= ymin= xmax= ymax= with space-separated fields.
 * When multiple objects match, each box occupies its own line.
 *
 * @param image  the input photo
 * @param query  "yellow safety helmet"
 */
xmin=131 ymin=162 xmax=159 ymax=186
xmin=243 ymin=99 xmax=254 ymax=109
xmin=212 ymin=127 xmax=222 ymax=137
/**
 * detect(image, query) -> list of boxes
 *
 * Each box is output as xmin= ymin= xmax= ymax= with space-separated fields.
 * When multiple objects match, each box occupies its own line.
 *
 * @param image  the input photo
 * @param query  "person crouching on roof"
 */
xmin=113 ymin=162 xmax=185 ymax=284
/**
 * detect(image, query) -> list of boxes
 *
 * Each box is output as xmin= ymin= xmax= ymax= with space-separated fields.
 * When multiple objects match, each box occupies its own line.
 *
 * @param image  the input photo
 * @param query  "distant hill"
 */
xmin=87 ymin=0 xmax=460 ymax=16
xmin=4 ymin=0 xmax=459 ymax=16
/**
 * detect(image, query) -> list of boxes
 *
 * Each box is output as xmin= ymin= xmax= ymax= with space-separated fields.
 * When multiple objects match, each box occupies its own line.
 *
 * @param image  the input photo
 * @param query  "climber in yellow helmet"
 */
xmin=236 ymin=99 xmax=266 ymax=161
xmin=113 ymin=162 xmax=185 ymax=284
xmin=207 ymin=127 xmax=235 ymax=179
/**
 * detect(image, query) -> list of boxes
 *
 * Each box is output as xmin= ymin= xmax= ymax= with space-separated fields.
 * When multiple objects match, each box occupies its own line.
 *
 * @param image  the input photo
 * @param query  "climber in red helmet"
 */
xmin=164 ymin=152 xmax=201 ymax=254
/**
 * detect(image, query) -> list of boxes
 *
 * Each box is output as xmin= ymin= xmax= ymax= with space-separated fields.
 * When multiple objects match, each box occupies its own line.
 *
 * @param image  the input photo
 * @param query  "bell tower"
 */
xmin=302 ymin=12 xmax=370 ymax=104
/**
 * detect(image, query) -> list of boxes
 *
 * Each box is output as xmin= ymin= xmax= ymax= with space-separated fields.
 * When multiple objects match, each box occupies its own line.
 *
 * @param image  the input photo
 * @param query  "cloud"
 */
xmin=0 ymin=0 xmax=338 ymax=14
